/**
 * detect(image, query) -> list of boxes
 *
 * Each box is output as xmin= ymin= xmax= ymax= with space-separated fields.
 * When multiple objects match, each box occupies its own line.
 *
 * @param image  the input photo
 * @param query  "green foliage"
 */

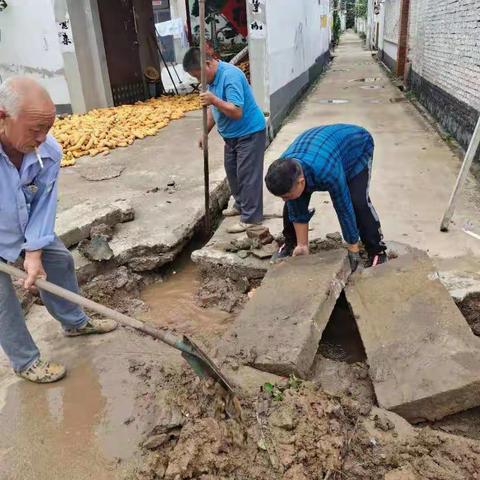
xmin=191 ymin=0 xmax=228 ymax=17
xmin=332 ymin=10 xmax=341 ymax=46
xmin=345 ymin=0 xmax=356 ymax=28
xmin=355 ymin=0 xmax=368 ymax=18
xmin=263 ymin=375 xmax=303 ymax=402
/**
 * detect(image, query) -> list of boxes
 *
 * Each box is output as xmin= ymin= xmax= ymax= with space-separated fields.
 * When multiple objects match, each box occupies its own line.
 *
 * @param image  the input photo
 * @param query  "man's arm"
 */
xmin=22 ymin=161 xmax=60 ymax=289
xmin=287 ymin=192 xmax=313 ymax=256
xmin=200 ymin=92 xmax=243 ymax=120
xmin=293 ymin=223 xmax=309 ymax=256
xmin=327 ymin=169 xmax=360 ymax=252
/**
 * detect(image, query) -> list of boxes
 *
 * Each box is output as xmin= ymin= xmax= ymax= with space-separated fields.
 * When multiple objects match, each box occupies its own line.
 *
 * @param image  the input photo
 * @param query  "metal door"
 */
xmin=97 ymin=0 xmax=146 ymax=105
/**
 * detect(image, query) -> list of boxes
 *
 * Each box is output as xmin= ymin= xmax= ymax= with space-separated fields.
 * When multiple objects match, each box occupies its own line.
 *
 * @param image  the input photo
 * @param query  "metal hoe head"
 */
xmin=180 ymin=335 xmax=235 ymax=395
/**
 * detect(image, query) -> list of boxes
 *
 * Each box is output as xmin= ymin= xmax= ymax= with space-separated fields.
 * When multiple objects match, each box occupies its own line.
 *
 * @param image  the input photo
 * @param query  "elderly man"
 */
xmin=265 ymin=124 xmax=387 ymax=271
xmin=183 ymin=47 xmax=266 ymax=234
xmin=0 ymin=77 xmax=117 ymax=384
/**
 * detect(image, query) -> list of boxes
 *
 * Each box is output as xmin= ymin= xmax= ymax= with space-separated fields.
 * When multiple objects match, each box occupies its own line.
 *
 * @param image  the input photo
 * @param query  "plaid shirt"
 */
xmin=282 ymin=124 xmax=374 ymax=245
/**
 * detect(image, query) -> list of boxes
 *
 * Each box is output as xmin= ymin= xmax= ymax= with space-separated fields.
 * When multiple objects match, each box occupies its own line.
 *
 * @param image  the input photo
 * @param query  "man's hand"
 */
xmin=199 ymin=92 xmax=218 ymax=107
xmin=293 ymin=245 xmax=309 ymax=257
xmin=23 ymin=250 xmax=46 ymax=292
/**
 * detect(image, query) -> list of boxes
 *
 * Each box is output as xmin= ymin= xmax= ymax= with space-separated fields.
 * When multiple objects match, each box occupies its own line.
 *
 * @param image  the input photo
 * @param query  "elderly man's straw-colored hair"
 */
xmin=0 ymin=77 xmax=52 ymax=118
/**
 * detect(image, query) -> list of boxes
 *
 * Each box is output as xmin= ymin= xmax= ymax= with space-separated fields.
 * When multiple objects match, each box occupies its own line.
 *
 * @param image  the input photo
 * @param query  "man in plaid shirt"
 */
xmin=265 ymin=124 xmax=387 ymax=271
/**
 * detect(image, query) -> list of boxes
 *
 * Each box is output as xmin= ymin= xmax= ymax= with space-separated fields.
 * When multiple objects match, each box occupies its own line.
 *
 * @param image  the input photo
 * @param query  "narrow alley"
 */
xmin=3 ymin=0 xmax=480 ymax=470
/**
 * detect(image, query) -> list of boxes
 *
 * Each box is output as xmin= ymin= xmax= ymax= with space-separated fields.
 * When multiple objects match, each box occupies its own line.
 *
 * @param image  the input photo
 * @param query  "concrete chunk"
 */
xmin=56 ymin=199 xmax=134 ymax=248
xmin=346 ymin=249 xmax=480 ymax=423
xmin=216 ymin=251 xmax=350 ymax=377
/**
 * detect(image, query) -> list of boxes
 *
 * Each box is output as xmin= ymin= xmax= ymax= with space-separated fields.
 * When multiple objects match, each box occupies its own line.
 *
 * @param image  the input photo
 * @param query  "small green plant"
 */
xmin=263 ymin=374 xmax=303 ymax=402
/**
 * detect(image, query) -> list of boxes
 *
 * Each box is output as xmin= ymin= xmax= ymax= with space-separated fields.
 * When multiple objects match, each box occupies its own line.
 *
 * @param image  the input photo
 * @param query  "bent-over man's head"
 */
xmin=265 ymin=158 xmax=306 ymax=201
xmin=0 ymin=76 xmax=56 ymax=154
xmin=182 ymin=47 xmax=218 ymax=84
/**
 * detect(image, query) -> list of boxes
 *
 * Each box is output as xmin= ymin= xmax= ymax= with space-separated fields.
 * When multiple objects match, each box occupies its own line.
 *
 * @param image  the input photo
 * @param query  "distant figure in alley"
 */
xmin=0 ymin=77 xmax=117 ymax=383
xmin=183 ymin=47 xmax=266 ymax=234
xmin=265 ymin=124 xmax=387 ymax=271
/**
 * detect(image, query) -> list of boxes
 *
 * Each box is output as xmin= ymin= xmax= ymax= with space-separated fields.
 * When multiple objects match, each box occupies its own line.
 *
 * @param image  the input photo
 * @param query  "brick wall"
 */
xmin=407 ymin=0 xmax=480 ymax=151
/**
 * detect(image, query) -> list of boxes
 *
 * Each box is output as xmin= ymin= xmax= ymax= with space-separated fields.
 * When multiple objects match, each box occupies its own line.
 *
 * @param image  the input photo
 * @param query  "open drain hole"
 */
xmin=350 ymin=77 xmax=382 ymax=83
xmin=457 ymin=293 xmax=480 ymax=336
xmin=360 ymin=85 xmax=384 ymax=90
xmin=318 ymin=99 xmax=350 ymax=104
xmin=318 ymin=292 xmax=366 ymax=363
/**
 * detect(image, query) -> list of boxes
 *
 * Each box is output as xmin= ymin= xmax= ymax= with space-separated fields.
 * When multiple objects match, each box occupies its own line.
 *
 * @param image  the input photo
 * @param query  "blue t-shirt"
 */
xmin=208 ymin=61 xmax=265 ymax=139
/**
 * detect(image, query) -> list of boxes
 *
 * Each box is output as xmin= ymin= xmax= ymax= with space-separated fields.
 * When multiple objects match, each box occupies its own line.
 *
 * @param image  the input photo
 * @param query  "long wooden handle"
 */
xmin=199 ymin=0 xmax=211 ymax=235
xmin=0 ymin=262 xmax=179 ymax=350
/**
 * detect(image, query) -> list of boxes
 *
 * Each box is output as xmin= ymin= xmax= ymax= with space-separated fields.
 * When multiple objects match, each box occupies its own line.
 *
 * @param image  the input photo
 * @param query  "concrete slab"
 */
xmin=346 ymin=249 xmax=480 ymax=422
xmin=216 ymin=251 xmax=350 ymax=378
xmin=56 ymin=199 xmax=134 ymax=248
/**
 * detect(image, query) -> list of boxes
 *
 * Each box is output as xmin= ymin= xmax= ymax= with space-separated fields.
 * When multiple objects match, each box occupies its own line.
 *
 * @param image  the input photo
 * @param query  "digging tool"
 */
xmin=440 ymin=116 xmax=480 ymax=232
xmin=0 ymin=261 xmax=235 ymax=394
xmin=199 ymin=0 xmax=211 ymax=235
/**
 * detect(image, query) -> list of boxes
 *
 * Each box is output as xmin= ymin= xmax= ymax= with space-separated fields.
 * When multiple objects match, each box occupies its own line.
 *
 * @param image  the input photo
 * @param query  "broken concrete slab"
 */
xmin=56 ymin=199 xmax=134 ymax=248
xmin=79 ymin=235 xmax=114 ymax=262
xmin=346 ymin=248 xmax=480 ymax=423
xmin=216 ymin=251 xmax=350 ymax=378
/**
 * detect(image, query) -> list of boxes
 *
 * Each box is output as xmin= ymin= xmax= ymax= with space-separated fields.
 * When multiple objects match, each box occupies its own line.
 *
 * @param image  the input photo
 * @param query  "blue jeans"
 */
xmin=0 ymin=237 xmax=88 ymax=372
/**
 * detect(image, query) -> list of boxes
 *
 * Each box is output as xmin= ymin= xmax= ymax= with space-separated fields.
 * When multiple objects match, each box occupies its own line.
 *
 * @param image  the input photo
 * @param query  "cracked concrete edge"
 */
xmin=72 ymin=178 xmax=231 ymax=282
xmin=57 ymin=199 xmax=135 ymax=248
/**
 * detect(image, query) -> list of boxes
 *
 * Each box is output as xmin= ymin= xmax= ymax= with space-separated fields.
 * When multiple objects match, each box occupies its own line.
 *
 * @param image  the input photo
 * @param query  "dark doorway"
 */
xmin=97 ymin=0 xmax=146 ymax=106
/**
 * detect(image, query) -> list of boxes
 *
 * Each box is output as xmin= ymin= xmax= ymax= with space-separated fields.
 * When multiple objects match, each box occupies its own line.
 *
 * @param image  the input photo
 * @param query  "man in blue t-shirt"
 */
xmin=265 ymin=125 xmax=387 ymax=271
xmin=183 ymin=47 xmax=266 ymax=233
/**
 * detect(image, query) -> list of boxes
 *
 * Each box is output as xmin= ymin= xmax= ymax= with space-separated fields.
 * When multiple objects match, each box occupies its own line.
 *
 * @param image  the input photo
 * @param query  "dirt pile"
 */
xmin=133 ymin=368 xmax=480 ymax=480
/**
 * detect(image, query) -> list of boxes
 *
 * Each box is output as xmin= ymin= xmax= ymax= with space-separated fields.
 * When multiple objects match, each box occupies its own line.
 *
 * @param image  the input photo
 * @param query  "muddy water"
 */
xmin=140 ymin=255 xmax=233 ymax=346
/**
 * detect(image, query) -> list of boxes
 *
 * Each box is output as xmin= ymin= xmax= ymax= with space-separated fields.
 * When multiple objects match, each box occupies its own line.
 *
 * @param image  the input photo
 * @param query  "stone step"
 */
xmin=345 ymin=248 xmax=480 ymax=423
xmin=216 ymin=251 xmax=350 ymax=377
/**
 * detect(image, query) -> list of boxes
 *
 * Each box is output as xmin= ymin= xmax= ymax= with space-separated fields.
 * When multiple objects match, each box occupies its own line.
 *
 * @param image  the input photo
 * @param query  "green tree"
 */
xmin=355 ymin=0 xmax=368 ymax=18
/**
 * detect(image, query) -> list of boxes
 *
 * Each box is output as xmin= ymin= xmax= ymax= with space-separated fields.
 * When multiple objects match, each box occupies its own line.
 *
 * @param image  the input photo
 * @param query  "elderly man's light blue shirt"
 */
xmin=0 ymin=135 xmax=62 ymax=262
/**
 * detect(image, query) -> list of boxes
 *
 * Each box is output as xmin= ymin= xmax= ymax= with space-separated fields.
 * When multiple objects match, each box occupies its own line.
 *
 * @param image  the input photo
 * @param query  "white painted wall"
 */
xmin=383 ymin=39 xmax=398 ymax=60
xmin=0 ymin=0 xmax=71 ymax=106
xmin=265 ymin=0 xmax=331 ymax=95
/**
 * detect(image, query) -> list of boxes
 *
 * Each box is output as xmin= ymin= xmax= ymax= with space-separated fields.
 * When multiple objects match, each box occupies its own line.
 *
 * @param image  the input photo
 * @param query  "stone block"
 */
xmin=346 ymin=248 xmax=480 ymax=423
xmin=56 ymin=199 xmax=134 ymax=248
xmin=216 ymin=251 xmax=350 ymax=377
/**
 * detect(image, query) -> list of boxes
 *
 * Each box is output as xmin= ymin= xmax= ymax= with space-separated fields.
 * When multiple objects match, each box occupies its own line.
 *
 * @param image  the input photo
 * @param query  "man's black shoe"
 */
xmin=271 ymin=243 xmax=294 ymax=261
xmin=365 ymin=252 xmax=388 ymax=268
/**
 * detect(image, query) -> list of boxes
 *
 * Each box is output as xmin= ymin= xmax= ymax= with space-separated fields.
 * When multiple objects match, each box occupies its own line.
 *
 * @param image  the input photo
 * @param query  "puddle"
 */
xmin=317 ymin=99 xmax=350 ymax=104
xmin=318 ymin=293 xmax=366 ymax=363
xmin=366 ymin=99 xmax=385 ymax=104
xmin=389 ymin=97 xmax=407 ymax=103
xmin=360 ymin=85 xmax=384 ymax=90
xmin=0 ymin=360 xmax=122 ymax=479
xmin=140 ymin=249 xmax=233 ymax=344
